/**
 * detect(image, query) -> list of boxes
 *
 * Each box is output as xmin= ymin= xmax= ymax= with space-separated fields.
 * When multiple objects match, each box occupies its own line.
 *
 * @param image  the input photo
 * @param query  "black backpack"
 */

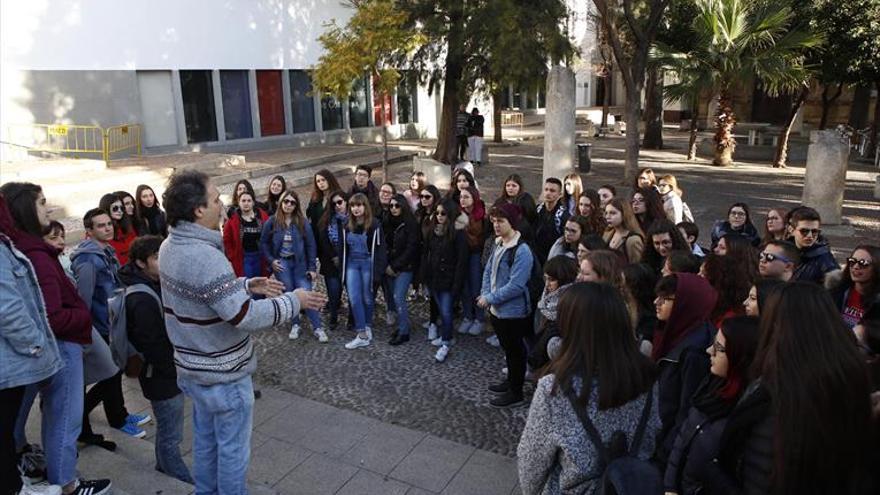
xmin=565 ymin=386 xmax=663 ymax=495
xmin=503 ymin=239 xmax=544 ymax=313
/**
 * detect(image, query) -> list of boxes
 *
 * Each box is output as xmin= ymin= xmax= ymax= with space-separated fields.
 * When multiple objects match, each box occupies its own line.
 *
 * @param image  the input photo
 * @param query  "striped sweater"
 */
xmin=158 ymin=221 xmax=299 ymax=386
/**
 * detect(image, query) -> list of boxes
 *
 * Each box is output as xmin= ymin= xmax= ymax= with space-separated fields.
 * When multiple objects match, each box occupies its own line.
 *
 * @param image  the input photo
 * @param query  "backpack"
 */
xmin=565 ymin=386 xmax=662 ymax=495
xmin=503 ymin=239 xmax=544 ymax=313
xmin=108 ymin=284 xmax=160 ymax=378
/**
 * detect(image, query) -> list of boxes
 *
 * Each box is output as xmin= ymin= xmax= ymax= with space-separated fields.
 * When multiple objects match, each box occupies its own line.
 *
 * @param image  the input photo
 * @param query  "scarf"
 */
xmin=328 ymin=212 xmax=347 ymax=245
xmin=537 ymin=283 xmax=572 ymax=322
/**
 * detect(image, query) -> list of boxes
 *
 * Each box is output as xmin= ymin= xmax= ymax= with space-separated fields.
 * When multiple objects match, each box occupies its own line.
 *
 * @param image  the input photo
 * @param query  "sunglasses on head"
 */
xmin=797 ymin=228 xmax=820 ymax=237
xmin=759 ymin=251 xmax=792 ymax=264
xmin=847 ymin=257 xmax=873 ymax=268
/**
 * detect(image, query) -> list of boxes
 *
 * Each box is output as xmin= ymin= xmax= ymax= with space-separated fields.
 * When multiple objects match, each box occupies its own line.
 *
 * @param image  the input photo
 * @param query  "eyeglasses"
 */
xmin=111 ymin=205 xmax=123 ymax=212
xmin=797 ymin=228 xmax=821 ymax=237
xmin=282 ymin=199 xmax=297 ymax=206
xmin=759 ymin=251 xmax=792 ymax=264
xmin=420 ymin=194 xmax=433 ymax=200
xmin=334 ymin=199 xmax=345 ymax=206
xmin=658 ymin=183 xmax=671 ymax=190
xmin=711 ymin=340 xmax=726 ymax=354
xmin=847 ymin=257 xmax=873 ymax=268
xmin=657 ymin=296 xmax=675 ymax=305
xmin=389 ymin=203 xmax=401 ymax=209
xmin=729 ymin=211 xmax=747 ymax=218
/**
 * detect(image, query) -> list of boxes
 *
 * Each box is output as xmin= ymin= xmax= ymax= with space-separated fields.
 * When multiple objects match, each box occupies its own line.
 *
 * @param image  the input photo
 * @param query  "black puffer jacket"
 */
xmin=316 ymin=215 xmax=345 ymax=278
xmin=386 ymin=216 xmax=420 ymax=273
xmin=793 ymin=240 xmax=839 ymax=285
xmin=421 ymin=227 xmax=468 ymax=295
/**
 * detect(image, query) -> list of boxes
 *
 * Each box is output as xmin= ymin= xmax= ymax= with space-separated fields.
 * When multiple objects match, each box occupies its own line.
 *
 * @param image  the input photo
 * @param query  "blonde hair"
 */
xmin=659 ymin=174 xmax=683 ymax=197
xmin=564 ymin=172 xmax=583 ymax=201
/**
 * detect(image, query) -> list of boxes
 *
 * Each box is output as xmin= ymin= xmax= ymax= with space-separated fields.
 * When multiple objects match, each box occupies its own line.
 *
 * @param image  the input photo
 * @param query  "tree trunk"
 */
xmin=687 ymin=100 xmax=699 ymax=160
xmin=623 ymin=86 xmax=642 ymax=183
xmin=819 ymin=82 xmax=843 ymax=130
xmin=432 ymin=2 xmax=464 ymax=166
xmin=869 ymin=80 xmax=880 ymax=160
xmin=713 ymin=91 xmax=736 ymax=167
xmin=601 ymin=74 xmax=610 ymax=128
xmin=772 ymin=86 xmax=809 ymax=168
xmin=493 ymin=89 xmax=503 ymax=143
xmin=642 ymin=68 xmax=664 ymax=149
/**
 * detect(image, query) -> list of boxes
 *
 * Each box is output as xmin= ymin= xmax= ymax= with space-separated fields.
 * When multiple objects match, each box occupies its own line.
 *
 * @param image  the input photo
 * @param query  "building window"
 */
xmin=289 ymin=70 xmax=316 ymax=133
xmin=256 ymin=70 xmax=285 ymax=136
xmin=321 ymin=96 xmax=344 ymax=131
xmin=348 ymin=75 xmax=370 ymax=128
xmin=396 ymin=75 xmax=418 ymax=124
xmin=219 ymin=70 xmax=253 ymax=140
xmin=180 ymin=70 xmax=218 ymax=143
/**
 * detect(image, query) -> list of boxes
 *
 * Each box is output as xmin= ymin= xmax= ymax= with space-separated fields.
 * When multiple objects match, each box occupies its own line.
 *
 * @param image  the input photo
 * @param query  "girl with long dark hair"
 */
xmin=576 ymin=189 xmax=606 ymax=235
xmin=342 ymin=193 xmax=387 ymax=350
xmin=518 ymin=282 xmax=660 ymax=494
xmin=385 ymin=194 xmax=420 ymax=345
xmin=700 ymin=254 xmax=753 ymax=327
xmin=226 ymin=179 xmax=260 ymax=220
xmin=742 ymin=277 xmax=785 ymax=318
xmin=305 ymin=169 xmax=342 ymax=230
xmin=223 ymin=190 xmax=269 ymax=278
xmin=663 ymin=316 xmax=761 ymax=495
xmin=415 ymin=184 xmax=442 ymax=338
xmin=260 ymin=190 xmax=325 ymax=342
xmin=830 ymin=245 xmax=879 ymax=329
xmin=457 ymin=186 xmax=489 ymax=336
xmin=622 ymin=263 xmax=659 ymax=355
xmin=264 ymin=175 xmax=287 ymax=216
xmin=631 ymin=187 xmax=666 ymax=235
xmin=134 ymin=184 xmax=167 ymax=237
xmin=702 ymin=283 xmax=874 ymax=494
xmin=316 ymin=190 xmax=348 ymax=329
xmin=447 ymin=168 xmax=476 ymax=203
xmin=710 ymin=202 xmax=761 ymax=249
xmin=98 ymin=192 xmax=137 ymax=265
xmin=494 ymin=174 xmax=538 ymax=228
xmin=547 ymin=216 xmax=589 ymax=261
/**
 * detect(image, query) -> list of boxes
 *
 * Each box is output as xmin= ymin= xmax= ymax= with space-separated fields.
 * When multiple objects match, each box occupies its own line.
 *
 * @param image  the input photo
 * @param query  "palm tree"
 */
xmin=656 ymin=0 xmax=820 ymax=166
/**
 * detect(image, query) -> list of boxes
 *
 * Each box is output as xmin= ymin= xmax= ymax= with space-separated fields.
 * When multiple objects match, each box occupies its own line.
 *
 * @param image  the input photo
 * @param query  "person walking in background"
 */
xmin=467 ymin=107 xmax=485 ymax=166
xmin=455 ymin=104 xmax=470 ymax=161
xmin=260 ymin=190 xmax=326 ymax=342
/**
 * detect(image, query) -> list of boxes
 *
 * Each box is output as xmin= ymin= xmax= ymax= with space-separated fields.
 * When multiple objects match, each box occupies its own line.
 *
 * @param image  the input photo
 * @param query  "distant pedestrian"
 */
xmin=455 ymin=104 xmax=470 ymax=161
xmin=467 ymin=107 xmax=485 ymax=166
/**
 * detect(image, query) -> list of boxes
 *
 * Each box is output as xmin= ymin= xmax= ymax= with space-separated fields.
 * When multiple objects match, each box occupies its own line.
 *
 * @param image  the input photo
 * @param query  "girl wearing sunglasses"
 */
xmin=98 ymin=192 xmax=137 ymax=265
xmin=317 ymin=190 xmax=349 ymax=330
xmin=830 ymin=245 xmax=879 ymax=329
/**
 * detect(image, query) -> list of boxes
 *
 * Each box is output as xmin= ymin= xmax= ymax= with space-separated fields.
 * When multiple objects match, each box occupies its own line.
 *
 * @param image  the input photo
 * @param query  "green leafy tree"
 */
xmin=312 ymin=0 xmax=425 ymax=177
xmin=658 ymin=0 xmax=820 ymax=166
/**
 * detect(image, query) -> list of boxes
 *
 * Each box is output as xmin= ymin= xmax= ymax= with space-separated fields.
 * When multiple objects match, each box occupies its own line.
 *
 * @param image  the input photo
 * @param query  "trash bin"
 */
xmin=577 ymin=143 xmax=592 ymax=173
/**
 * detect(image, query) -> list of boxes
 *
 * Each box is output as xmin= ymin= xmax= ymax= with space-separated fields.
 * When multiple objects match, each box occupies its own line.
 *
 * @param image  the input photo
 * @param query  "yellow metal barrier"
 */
xmin=500 ymin=111 xmax=524 ymax=129
xmin=5 ymin=123 xmax=142 ymax=162
xmin=103 ymin=124 xmax=142 ymax=161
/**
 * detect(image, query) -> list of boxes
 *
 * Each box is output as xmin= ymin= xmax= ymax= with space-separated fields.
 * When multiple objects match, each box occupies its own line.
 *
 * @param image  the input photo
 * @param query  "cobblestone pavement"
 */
xmin=252 ymin=129 xmax=878 ymax=459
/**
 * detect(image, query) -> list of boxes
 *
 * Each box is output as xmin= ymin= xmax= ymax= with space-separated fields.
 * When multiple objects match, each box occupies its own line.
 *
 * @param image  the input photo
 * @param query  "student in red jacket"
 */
xmin=98 ymin=193 xmax=137 ymax=265
xmin=223 ymin=191 xmax=269 ymax=278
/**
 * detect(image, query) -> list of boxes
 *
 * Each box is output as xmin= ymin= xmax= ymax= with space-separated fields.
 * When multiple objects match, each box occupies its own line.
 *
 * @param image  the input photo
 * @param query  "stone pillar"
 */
xmin=802 ymin=130 xmax=850 ymax=225
xmin=543 ymin=66 xmax=576 ymax=184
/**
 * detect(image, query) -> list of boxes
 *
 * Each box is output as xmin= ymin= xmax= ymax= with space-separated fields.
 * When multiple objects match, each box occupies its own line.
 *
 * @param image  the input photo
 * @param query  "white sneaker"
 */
xmin=486 ymin=334 xmax=500 ymax=347
xmin=314 ymin=329 xmax=329 ymax=343
xmin=19 ymin=483 xmax=62 ymax=495
xmin=501 ymin=366 xmax=508 ymax=376
xmin=385 ymin=310 xmax=397 ymax=326
xmin=457 ymin=318 xmax=473 ymax=334
xmin=344 ymin=336 xmax=371 ymax=349
xmin=365 ymin=326 xmax=373 ymax=341
xmin=434 ymin=344 xmax=450 ymax=363
xmin=426 ymin=323 xmax=438 ymax=341
xmin=431 ymin=337 xmax=454 ymax=347
xmin=421 ymin=320 xmax=432 ymax=330
xmin=468 ymin=321 xmax=484 ymax=336
xmin=288 ymin=324 xmax=300 ymax=340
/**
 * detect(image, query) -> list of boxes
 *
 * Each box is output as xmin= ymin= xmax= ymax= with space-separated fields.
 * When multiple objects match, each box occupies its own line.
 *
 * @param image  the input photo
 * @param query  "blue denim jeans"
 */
xmin=432 ymin=291 xmax=455 ymax=343
xmin=276 ymin=258 xmax=322 ymax=330
xmin=461 ymin=253 xmax=485 ymax=322
xmin=177 ymin=375 xmax=254 ymax=495
xmin=242 ymin=251 xmax=262 ymax=279
xmin=391 ymin=271 xmax=413 ymax=335
xmin=345 ymin=258 xmax=373 ymax=331
xmin=15 ymin=341 xmax=83 ymax=487
xmin=379 ymin=274 xmax=397 ymax=313
xmin=151 ymin=393 xmax=193 ymax=484
xmin=325 ymin=275 xmax=343 ymax=323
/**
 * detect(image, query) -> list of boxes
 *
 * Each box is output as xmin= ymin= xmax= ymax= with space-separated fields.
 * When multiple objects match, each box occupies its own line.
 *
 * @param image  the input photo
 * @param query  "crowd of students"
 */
xmin=1 ymin=162 xmax=878 ymax=495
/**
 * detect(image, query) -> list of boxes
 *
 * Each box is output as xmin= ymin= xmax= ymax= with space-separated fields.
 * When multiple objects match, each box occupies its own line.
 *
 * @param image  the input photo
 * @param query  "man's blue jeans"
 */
xmin=391 ymin=271 xmax=413 ymax=335
xmin=14 ymin=341 xmax=83 ymax=487
xmin=345 ymin=258 xmax=373 ymax=331
xmin=432 ymin=290 xmax=455 ymax=343
xmin=177 ymin=375 xmax=254 ymax=495
xmin=151 ymin=393 xmax=193 ymax=484
xmin=461 ymin=253 xmax=485 ymax=322
xmin=276 ymin=258 xmax=322 ymax=330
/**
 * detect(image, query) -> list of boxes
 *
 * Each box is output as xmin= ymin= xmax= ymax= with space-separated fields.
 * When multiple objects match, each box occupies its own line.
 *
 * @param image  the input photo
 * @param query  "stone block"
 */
xmin=542 ymin=66 xmax=576 ymax=183
xmin=248 ymin=438 xmax=313 ymax=486
xmin=802 ymin=130 xmax=850 ymax=224
xmin=389 ymin=435 xmax=475 ymax=492
xmin=341 ymin=422 xmax=427 ymax=474
xmin=442 ymin=449 xmax=518 ymax=495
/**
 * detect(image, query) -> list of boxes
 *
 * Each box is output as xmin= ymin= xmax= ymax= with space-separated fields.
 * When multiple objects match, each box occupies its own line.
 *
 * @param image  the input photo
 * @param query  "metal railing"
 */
xmin=5 ymin=123 xmax=141 ymax=162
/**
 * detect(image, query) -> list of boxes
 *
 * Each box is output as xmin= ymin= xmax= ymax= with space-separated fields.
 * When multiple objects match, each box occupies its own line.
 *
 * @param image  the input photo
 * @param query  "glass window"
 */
xmin=179 ymin=70 xmax=218 ymax=143
xmin=321 ymin=96 xmax=344 ymax=131
xmin=348 ymin=75 xmax=370 ymax=128
xmin=219 ymin=70 xmax=253 ymax=140
xmin=289 ymin=70 xmax=316 ymax=133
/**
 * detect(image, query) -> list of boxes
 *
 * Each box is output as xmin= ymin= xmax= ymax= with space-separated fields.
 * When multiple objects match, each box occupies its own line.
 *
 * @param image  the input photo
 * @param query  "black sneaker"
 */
xmin=488 ymin=381 xmax=510 ymax=394
xmin=389 ymin=334 xmax=410 ymax=346
xmin=18 ymin=444 xmax=47 ymax=484
xmin=70 ymin=478 xmax=111 ymax=495
xmin=489 ymin=391 xmax=524 ymax=408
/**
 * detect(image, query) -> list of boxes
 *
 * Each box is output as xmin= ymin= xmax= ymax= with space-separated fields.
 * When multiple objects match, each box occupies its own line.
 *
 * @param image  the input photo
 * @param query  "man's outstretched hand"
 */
xmin=294 ymin=288 xmax=328 ymax=310
xmin=248 ymin=277 xmax=285 ymax=297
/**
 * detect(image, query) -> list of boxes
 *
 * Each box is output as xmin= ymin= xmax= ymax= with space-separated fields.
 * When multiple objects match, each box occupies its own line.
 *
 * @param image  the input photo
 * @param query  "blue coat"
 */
xmin=0 ymin=235 xmax=64 ymax=390
xmin=70 ymin=239 xmax=121 ymax=337
xmin=260 ymin=217 xmax=318 ymax=275
xmin=481 ymin=237 xmax=534 ymax=319
xmin=793 ymin=241 xmax=839 ymax=285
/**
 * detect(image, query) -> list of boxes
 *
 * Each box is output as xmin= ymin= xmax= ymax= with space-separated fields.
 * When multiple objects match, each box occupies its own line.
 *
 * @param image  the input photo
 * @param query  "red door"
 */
xmin=257 ymin=70 xmax=285 ymax=136
xmin=373 ymin=76 xmax=394 ymax=126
